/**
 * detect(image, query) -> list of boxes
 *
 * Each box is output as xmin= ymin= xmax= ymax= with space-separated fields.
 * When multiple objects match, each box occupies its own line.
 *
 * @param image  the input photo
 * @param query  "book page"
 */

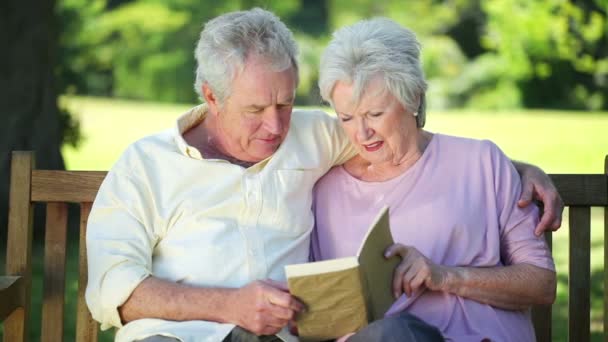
xmin=285 ymin=257 xmax=359 ymax=278
xmin=356 ymin=206 xmax=401 ymax=321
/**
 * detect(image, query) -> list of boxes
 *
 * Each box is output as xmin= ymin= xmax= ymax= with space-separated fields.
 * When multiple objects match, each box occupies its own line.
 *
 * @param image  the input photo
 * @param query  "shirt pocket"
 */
xmin=270 ymin=169 xmax=318 ymax=235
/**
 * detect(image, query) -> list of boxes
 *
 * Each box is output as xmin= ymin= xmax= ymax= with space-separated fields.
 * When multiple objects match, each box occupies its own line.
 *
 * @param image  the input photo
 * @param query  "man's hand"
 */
xmin=231 ymin=280 xmax=303 ymax=336
xmin=516 ymin=163 xmax=564 ymax=236
xmin=385 ymin=244 xmax=448 ymax=298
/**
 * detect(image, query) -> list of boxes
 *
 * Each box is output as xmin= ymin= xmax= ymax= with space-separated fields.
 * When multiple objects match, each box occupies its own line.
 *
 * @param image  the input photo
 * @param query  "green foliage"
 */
xmin=481 ymin=0 xmax=607 ymax=109
xmin=57 ymin=0 xmax=305 ymax=103
xmin=58 ymin=105 xmax=83 ymax=148
xmin=55 ymin=0 xmax=607 ymax=110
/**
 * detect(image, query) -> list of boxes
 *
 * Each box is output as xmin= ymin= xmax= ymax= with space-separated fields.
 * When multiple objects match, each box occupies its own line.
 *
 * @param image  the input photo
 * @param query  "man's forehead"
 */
xmin=229 ymin=65 xmax=296 ymax=104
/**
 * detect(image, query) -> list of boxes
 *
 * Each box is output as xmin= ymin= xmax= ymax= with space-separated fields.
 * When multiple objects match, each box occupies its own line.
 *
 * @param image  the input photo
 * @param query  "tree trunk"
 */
xmin=0 ymin=0 xmax=64 ymax=238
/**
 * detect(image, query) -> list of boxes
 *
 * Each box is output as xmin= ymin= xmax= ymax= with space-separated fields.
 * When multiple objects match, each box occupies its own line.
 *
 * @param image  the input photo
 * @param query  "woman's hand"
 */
xmin=385 ymin=243 xmax=449 ymax=298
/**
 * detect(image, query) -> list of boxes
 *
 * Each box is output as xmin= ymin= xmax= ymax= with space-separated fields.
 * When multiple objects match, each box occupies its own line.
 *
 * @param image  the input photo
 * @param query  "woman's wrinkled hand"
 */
xmin=385 ymin=243 xmax=448 ymax=298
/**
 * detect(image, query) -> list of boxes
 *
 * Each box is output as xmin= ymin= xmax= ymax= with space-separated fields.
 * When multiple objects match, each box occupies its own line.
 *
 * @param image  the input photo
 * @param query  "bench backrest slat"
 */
xmin=41 ymin=202 xmax=69 ymax=342
xmin=532 ymin=231 xmax=553 ymax=342
xmin=550 ymin=174 xmax=608 ymax=206
xmin=31 ymin=170 xmax=107 ymax=203
xmin=76 ymin=202 xmax=98 ymax=342
xmin=568 ymin=206 xmax=591 ymax=341
xmin=4 ymin=152 xmax=34 ymax=342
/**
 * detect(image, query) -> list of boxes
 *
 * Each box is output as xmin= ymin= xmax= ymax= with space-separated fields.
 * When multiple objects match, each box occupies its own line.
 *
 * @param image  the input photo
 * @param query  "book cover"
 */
xmin=284 ymin=206 xmax=399 ymax=341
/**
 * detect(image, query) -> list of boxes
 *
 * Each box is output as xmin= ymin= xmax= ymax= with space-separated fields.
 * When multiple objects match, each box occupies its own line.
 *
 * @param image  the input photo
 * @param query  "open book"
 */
xmin=284 ymin=206 xmax=399 ymax=341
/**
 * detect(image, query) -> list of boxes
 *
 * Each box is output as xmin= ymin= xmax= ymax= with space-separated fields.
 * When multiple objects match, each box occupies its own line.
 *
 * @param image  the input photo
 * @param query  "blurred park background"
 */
xmin=1 ymin=0 xmax=608 ymax=340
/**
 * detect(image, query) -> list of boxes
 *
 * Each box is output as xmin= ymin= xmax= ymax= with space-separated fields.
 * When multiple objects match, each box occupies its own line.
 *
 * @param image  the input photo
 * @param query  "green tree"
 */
xmin=454 ymin=0 xmax=607 ymax=109
xmin=0 ymin=0 xmax=81 ymax=240
xmin=62 ymin=0 xmax=305 ymax=103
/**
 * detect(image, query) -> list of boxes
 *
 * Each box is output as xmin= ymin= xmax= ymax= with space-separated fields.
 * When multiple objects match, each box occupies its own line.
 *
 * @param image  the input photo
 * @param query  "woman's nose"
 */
xmin=356 ymin=121 xmax=373 ymax=141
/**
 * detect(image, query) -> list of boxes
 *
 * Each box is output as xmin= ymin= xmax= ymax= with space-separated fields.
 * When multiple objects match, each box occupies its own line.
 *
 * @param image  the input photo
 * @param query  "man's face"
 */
xmin=209 ymin=54 xmax=296 ymax=163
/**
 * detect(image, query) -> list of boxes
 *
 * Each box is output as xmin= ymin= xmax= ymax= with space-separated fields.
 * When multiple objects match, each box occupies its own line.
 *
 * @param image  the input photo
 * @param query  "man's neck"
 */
xmin=184 ymin=116 xmax=255 ymax=168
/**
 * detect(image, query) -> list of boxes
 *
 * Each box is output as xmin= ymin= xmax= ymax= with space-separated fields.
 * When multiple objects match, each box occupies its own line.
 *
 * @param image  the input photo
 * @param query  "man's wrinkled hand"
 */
xmin=231 ymin=280 xmax=304 ymax=336
xmin=517 ymin=164 xmax=564 ymax=236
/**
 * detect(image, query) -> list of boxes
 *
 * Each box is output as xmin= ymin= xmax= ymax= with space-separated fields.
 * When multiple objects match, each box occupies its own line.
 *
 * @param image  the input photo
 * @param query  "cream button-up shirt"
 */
xmin=85 ymin=105 xmax=355 ymax=342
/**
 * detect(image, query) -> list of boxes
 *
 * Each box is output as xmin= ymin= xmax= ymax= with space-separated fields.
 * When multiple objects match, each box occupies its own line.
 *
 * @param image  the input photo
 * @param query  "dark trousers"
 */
xmin=222 ymin=326 xmax=282 ymax=342
xmin=141 ymin=313 xmax=443 ymax=342
xmin=347 ymin=312 xmax=444 ymax=342
xmin=223 ymin=312 xmax=443 ymax=342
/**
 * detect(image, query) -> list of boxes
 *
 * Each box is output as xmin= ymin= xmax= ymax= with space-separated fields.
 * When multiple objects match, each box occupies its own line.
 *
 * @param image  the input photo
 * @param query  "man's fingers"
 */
xmin=551 ymin=198 xmax=565 ymax=231
xmin=247 ymin=311 xmax=286 ymax=336
xmin=551 ymin=215 xmax=563 ymax=231
xmin=535 ymin=207 xmax=555 ymax=236
xmin=263 ymin=312 xmax=290 ymax=328
xmin=518 ymin=183 xmax=534 ymax=208
xmin=256 ymin=303 xmax=291 ymax=329
xmin=265 ymin=287 xmax=303 ymax=312
xmin=263 ymin=279 xmax=289 ymax=292
xmin=266 ymin=302 xmax=296 ymax=321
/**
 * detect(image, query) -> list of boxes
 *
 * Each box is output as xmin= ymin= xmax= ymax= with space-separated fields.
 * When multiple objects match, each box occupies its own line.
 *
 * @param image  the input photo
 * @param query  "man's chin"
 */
xmin=246 ymin=147 xmax=280 ymax=162
xmin=256 ymin=149 xmax=279 ymax=161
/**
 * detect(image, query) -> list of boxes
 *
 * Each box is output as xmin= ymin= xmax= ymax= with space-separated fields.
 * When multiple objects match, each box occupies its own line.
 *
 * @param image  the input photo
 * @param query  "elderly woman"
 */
xmin=312 ymin=18 xmax=557 ymax=342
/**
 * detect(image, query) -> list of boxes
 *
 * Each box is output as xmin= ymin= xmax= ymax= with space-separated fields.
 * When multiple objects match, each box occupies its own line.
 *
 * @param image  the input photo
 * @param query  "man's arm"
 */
xmin=512 ymin=160 xmax=564 ymax=236
xmin=85 ymin=164 xmax=302 ymax=335
xmin=119 ymin=276 xmax=302 ymax=336
xmin=386 ymin=245 xmax=556 ymax=310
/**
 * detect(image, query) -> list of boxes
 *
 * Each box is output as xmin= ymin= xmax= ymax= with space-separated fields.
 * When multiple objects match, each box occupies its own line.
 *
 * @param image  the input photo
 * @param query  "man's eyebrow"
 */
xmin=279 ymin=97 xmax=295 ymax=105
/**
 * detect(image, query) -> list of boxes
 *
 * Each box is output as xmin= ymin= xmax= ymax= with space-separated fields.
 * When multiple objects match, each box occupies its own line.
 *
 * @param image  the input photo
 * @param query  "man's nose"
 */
xmin=264 ymin=108 xmax=283 ymax=135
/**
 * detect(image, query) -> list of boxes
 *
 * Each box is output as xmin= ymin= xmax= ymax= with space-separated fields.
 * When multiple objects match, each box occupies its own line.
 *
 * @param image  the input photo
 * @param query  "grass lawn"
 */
xmin=5 ymin=96 xmax=608 ymax=340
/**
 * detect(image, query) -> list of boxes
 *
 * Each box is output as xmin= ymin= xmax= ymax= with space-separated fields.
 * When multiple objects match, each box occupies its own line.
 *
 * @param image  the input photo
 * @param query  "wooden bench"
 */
xmin=1 ymin=151 xmax=607 ymax=341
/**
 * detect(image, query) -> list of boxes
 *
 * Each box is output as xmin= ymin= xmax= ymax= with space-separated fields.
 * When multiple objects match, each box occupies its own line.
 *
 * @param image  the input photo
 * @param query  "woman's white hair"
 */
xmin=194 ymin=8 xmax=299 ymax=103
xmin=319 ymin=18 xmax=428 ymax=127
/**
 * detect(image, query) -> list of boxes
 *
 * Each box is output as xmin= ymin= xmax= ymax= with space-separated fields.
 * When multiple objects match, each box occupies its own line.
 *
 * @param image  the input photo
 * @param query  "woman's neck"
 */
xmin=345 ymin=130 xmax=433 ymax=182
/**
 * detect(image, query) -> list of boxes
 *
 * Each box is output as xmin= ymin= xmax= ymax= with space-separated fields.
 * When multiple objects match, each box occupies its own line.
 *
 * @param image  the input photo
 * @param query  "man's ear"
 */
xmin=202 ymin=83 xmax=220 ymax=116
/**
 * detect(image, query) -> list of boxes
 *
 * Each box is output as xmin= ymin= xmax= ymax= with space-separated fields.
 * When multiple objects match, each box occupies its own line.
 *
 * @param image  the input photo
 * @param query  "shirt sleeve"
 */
xmin=85 ymin=164 xmax=159 ymax=330
xmin=486 ymin=141 xmax=555 ymax=271
xmin=310 ymin=111 xmax=357 ymax=166
xmin=324 ymin=114 xmax=358 ymax=166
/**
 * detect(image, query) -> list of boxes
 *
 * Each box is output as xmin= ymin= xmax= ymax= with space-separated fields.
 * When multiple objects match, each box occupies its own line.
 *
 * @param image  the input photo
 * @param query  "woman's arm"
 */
xmin=385 ymin=244 xmax=556 ymax=310
xmin=386 ymin=144 xmax=558 ymax=311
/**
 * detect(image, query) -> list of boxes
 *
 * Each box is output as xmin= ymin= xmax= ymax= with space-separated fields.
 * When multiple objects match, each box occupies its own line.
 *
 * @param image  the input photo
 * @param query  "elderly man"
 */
xmin=85 ymin=8 xmax=563 ymax=342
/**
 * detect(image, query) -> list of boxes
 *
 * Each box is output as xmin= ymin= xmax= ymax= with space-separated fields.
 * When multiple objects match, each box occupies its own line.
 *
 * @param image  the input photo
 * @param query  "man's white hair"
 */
xmin=319 ymin=18 xmax=428 ymax=127
xmin=194 ymin=8 xmax=299 ymax=103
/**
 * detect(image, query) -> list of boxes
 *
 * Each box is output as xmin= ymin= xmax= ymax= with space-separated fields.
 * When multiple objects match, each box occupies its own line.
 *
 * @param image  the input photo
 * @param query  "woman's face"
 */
xmin=331 ymin=78 xmax=419 ymax=166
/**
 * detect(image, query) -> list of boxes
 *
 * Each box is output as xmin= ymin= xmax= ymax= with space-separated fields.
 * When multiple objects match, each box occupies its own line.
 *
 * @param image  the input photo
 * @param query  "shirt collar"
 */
xmin=173 ymin=104 xmax=207 ymax=160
